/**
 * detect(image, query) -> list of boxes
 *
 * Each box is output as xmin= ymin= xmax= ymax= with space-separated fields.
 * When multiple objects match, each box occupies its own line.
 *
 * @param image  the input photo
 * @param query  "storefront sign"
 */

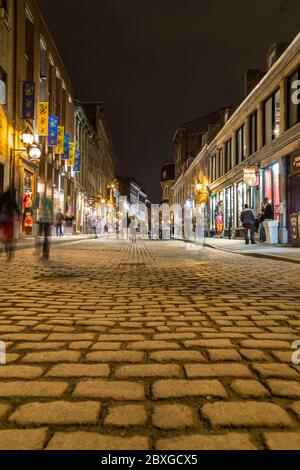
xmin=68 ymin=142 xmax=75 ymax=166
xmin=292 ymin=155 xmax=300 ymax=173
xmin=73 ymin=146 xmax=81 ymax=172
xmin=37 ymin=102 xmax=49 ymax=135
xmin=55 ymin=126 xmax=64 ymax=155
xmin=48 ymin=116 xmax=59 ymax=147
xmin=243 ymin=168 xmax=258 ymax=187
xmin=22 ymin=81 xmax=35 ymax=120
xmin=62 ymin=134 xmax=70 ymax=160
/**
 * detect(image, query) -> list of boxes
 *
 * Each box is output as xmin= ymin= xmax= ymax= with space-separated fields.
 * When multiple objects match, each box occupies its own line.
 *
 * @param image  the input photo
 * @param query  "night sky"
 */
xmin=37 ymin=0 xmax=299 ymax=202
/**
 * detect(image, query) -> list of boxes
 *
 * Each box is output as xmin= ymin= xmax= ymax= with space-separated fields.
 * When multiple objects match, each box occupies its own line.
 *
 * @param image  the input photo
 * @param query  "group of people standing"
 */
xmin=240 ymin=197 xmax=275 ymax=245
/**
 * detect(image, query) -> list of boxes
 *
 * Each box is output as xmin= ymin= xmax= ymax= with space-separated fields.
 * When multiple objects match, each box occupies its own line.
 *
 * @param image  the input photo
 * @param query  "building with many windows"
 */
xmin=207 ymin=35 xmax=300 ymax=243
xmin=171 ymin=34 xmax=300 ymax=244
xmin=0 ymin=0 xmax=117 ymax=236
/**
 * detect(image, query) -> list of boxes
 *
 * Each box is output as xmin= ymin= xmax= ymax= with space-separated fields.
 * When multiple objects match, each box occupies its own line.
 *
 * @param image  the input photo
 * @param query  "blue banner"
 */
xmin=48 ymin=116 xmax=59 ymax=147
xmin=62 ymin=134 xmax=70 ymax=160
xmin=22 ymin=81 xmax=35 ymax=120
xmin=74 ymin=146 xmax=81 ymax=172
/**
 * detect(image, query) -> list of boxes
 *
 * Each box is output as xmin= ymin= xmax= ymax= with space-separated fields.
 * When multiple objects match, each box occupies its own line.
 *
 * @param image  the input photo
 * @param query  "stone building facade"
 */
xmin=171 ymin=33 xmax=300 ymax=244
xmin=207 ymin=35 xmax=300 ymax=243
xmin=0 ymin=0 xmax=117 ymax=236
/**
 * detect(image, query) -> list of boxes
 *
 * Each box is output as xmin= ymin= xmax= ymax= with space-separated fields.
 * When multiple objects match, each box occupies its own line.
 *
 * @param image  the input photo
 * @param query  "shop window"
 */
xmin=211 ymin=155 xmax=216 ymax=181
xmin=249 ymin=111 xmax=257 ymax=155
xmin=25 ymin=8 xmax=35 ymax=81
xmin=218 ymin=149 xmax=223 ymax=178
xmin=263 ymin=90 xmax=280 ymax=145
xmin=22 ymin=171 xmax=34 ymax=234
xmin=224 ymin=139 xmax=232 ymax=173
xmin=287 ymin=69 xmax=300 ymax=129
xmin=236 ymin=182 xmax=247 ymax=227
xmin=0 ymin=67 xmax=7 ymax=105
xmin=225 ymin=186 xmax=234 ymax=230
xmin=236 ymin=125 xmax=245 ymax=164
xmin=263 ymin=163 xmax=280 ymax=221
xmin=40 ymin=38 xmax=48 ymax=101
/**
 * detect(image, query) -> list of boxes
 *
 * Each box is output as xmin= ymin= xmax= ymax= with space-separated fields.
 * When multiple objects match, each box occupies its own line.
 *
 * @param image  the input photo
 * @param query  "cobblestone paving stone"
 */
xmin=0 ymin=238 xmax=300 ymax=450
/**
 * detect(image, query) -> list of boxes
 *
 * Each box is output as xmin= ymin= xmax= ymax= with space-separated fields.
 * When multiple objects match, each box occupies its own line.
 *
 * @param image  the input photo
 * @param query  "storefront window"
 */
xmin=23 ymin=171 xmax=34 ymax=234
xmin=236 ymin=182 xmax=247 ymax=227
xmin=263 ymin=163 xmax=280 ymax=221
xmin=225 ymin=186 xmax=234 ymax=230
xmin=273 ymin=163 xmax=280 ymax=221
xmin=210 ymin=195 xmax=217 ymax=231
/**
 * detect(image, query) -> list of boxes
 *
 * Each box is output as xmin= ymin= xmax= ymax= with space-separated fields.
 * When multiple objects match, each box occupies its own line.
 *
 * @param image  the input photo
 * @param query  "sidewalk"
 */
xmin=204 ymin=237 xmax=300 ymax=264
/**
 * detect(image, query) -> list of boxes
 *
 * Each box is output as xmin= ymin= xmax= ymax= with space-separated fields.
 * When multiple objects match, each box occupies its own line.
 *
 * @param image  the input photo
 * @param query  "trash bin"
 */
xmin=290 ymin=213 xmax=300 ymax=247
xmin=264 ymin=220 xmax=279 ymax=245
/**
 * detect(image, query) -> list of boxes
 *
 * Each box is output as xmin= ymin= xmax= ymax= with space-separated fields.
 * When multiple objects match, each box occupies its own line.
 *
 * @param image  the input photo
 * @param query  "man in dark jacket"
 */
xmin=262 ymin=197 xmax=274 ymax=220
xmin=240 ymin=204 xmax=256 ymax=245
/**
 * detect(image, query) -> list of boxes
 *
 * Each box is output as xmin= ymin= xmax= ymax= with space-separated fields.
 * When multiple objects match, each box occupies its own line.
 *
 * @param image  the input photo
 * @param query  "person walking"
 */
xmin=0 ymin=188 xmax=19 ymax=261
xmin=240 ymin=204 xmax=256 ymax=245
xmin=55 ymin=208 xmax=64 ymax=237
xmin=37 ymin=194 xmax=53 ymax=259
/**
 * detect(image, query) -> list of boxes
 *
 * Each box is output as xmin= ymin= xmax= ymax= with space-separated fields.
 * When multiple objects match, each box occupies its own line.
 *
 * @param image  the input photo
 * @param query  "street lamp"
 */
xmin=10 ymin=127 xmax=42 ymax=188
xmin=21 ymin=127 xmax=35 ymax=147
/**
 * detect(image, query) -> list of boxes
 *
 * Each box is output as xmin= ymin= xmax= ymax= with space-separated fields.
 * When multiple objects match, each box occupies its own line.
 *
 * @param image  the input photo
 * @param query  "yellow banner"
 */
xmin=55 ymin=126 xmax=64 ymax=154
xmin=37 ymin=102 xmax=49 ymax=135
xmin=68 ymin=142 xmax=75 ymax=166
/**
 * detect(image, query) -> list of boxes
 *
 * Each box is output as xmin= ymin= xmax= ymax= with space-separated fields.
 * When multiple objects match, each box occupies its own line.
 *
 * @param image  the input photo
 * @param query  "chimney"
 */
xmin=244 ymin=70 xmax=265 ymax=97
xmin=266 ymin=43 xmax=288 ymax=71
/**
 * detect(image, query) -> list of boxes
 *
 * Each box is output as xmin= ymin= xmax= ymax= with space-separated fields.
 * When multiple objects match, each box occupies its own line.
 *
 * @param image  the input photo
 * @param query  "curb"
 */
xmin=204 ymin=242 xmax=300 ymax=265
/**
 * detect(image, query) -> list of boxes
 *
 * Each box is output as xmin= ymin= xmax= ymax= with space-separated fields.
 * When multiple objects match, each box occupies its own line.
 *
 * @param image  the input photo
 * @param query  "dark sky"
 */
xmin=37 ymin=0 xmax=299 ymax=202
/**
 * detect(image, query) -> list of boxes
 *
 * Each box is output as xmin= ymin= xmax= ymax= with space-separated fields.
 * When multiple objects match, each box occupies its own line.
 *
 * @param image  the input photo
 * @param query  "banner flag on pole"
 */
xmin=37 ymin=102 xmax=49 ymax=135
xmin=48 ymin=116 xmax=59 ymax=146
xmin=22 ymin=81 xmax=35 ymax=120
xmin=62 ymin=134 xmax=70 ymax=160
xmin=55 ymin=126 xmax=64 ymax=154
xmin=74 ymin=146 xmax=81 ymax=172
xmin=68 ymin=142 xmax=75 ymax=166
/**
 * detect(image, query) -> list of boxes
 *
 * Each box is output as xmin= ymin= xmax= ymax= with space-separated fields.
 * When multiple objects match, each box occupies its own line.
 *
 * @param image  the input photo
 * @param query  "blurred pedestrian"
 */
xmin=36 ymin=194 xmax=53 ymax=259
xmin=0 ymin=188 xmax=19 ymax=261
xmin=55 ymin=208 xmax=64 ymax=237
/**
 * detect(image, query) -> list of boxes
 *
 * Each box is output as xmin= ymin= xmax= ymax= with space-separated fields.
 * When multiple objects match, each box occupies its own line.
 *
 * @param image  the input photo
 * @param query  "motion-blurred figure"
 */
xmin=0 ymin=188 xmax=19 ymax=261
xmin=35 ymin=194 xmax=53 ymax=259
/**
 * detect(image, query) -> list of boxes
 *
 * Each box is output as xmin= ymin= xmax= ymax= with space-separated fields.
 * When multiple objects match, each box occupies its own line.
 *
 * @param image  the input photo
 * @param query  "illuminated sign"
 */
xmin=243 ymin=168 xmax=258 ymax=187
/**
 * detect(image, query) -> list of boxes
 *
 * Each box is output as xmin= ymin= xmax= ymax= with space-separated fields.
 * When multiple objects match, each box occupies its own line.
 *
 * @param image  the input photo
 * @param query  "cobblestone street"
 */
xmin=0 ymin=239 xmax=300 ymax=450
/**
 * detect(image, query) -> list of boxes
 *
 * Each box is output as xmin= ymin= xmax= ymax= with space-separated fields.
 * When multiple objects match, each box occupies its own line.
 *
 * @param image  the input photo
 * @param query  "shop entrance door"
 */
xmin=290 ymin=174 xmax=300 ymax=214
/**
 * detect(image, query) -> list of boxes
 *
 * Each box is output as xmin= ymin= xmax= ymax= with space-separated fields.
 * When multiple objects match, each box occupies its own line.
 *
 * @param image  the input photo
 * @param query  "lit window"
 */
xmin=0 ymin=67 xmax=7 ymax=105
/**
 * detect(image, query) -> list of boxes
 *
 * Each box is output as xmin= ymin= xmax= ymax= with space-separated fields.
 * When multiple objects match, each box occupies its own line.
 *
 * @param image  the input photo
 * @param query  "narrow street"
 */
xmin=0 ymin=239 xmax=299 ymax=450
